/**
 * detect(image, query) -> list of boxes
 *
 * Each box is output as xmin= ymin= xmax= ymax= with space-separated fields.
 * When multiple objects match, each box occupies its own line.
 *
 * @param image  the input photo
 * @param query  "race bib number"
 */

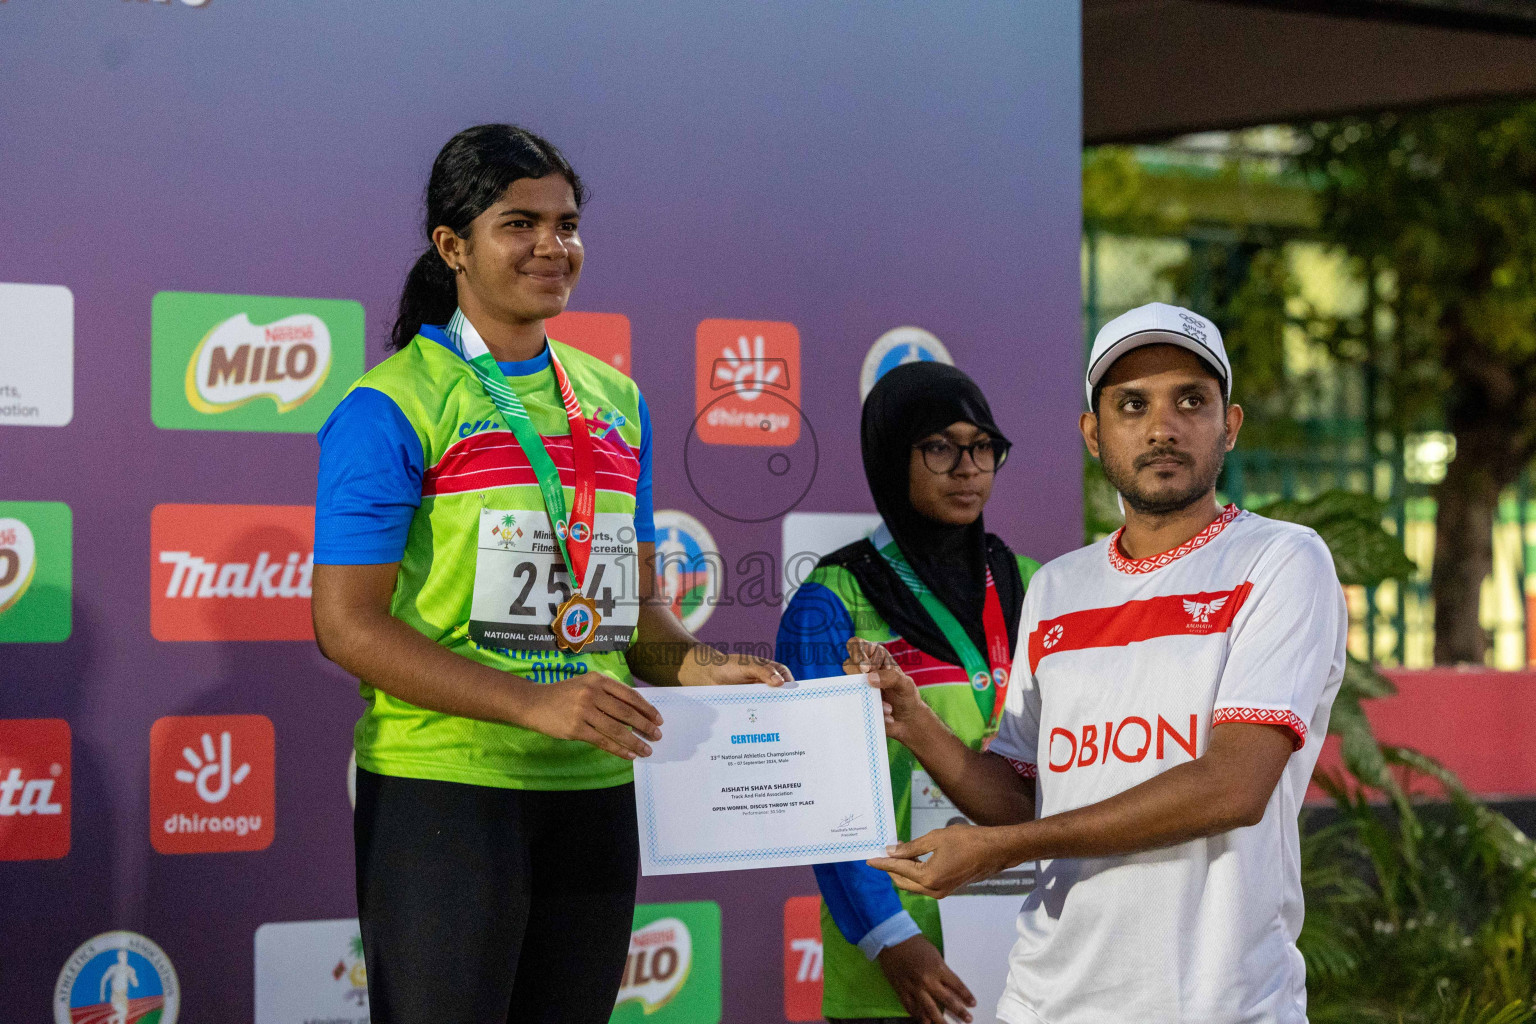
xmin=911 ymin=768 xmax=1036 ymax=896
xmin=468 ymin=509 xmax=639 ymax=653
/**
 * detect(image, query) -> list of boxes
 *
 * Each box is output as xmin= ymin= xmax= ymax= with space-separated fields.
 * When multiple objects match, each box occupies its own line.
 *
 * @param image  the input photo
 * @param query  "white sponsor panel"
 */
xmin=0 ymin=282 xmax=73 ymax=427
xmin=938 ymin=895 xmax=1025 ymax=1024
xmin=779 ymin=512 xmax=881 ymax=600
xmin=255 ymin=919 xmax=369 ymax=1024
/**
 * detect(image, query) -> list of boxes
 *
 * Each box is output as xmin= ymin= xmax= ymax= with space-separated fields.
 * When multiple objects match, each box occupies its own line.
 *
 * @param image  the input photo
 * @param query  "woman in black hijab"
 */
xmin=775 ymin=361 xmax=1040 ymax=1024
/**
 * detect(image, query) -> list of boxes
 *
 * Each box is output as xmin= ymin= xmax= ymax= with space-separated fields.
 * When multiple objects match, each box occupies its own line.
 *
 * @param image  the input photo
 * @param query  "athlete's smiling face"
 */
xmin=442 ymin=174 xmax=584 ymax=325
xmin=1081 ymin=345 xmax=1243 ymax=516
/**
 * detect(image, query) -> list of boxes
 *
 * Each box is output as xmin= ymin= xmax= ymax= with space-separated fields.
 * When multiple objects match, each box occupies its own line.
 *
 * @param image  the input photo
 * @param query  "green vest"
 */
xmin=807 ymin=555 xmax=1040 ymax=1020
xmin=348 ymin=332 xmax=645 ymax=791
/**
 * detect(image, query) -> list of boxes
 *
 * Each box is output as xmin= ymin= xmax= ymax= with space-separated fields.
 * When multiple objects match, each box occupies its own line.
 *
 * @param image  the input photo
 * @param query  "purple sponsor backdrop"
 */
xmin=0 ymin=2 xmax=1081 ymax=1020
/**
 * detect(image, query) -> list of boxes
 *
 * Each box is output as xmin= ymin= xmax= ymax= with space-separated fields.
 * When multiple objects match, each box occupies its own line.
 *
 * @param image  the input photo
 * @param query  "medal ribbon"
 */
xmin=874 ymin=528 xmax=1013 ymax=731
xmin=445 ymin=310 xmax=595 ymax=586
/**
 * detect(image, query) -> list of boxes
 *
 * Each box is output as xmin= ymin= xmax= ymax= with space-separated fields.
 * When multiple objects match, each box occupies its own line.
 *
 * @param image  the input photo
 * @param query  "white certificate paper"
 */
xmin=634 ymin=675 xmax=898 ymax=875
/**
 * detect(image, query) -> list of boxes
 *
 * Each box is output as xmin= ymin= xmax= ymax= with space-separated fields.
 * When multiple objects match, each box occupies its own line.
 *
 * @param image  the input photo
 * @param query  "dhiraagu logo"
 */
xmin=0 ymin=501 xmax=71 ymax=643
xmin=152 ymin=291 xmax=363 ymax=433
xmin=611 ymin=901 xmax=720 ymax=1024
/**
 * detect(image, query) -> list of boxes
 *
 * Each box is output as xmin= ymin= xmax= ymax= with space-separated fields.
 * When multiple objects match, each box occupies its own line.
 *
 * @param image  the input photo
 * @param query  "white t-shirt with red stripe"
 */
xmin=987 ymin=506 xmax=1346 ymax=1024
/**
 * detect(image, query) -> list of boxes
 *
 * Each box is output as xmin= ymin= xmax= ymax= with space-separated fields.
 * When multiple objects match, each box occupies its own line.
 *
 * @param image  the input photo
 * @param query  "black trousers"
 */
xmin=355 ymin=768 xmax=640 ymax=1024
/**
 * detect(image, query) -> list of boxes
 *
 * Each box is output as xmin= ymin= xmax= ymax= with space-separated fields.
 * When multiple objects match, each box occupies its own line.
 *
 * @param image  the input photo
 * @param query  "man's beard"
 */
xmin=1100 ymin=432 xmax=1227 ymax=517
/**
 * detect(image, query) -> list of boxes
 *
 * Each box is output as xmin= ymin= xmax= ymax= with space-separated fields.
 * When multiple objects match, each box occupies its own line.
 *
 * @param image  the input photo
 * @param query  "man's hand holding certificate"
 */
xmin=633 ymin=675 xmax=898 ymax=875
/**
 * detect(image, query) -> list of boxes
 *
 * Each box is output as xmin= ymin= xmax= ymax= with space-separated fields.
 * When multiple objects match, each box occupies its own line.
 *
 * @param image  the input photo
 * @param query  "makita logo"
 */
xmin=158 ymin=550 xmax=312 ymax=599
xmin=0 ymin=766 xmax=64 ymax=816
xmin=150 ymin=504 xmax=316 ymax=641
xmin=0 ymin=718 xmax=71 ymax=860
xmin=186 ymin=313 xmax=332 ymax=414
xmin=1048 ymin=713 xmax=1199 ymax=773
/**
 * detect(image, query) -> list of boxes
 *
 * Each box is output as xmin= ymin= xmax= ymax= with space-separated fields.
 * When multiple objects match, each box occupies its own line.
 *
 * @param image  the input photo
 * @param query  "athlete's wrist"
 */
xmin=492 ymin=671 xmax=543 ymax=728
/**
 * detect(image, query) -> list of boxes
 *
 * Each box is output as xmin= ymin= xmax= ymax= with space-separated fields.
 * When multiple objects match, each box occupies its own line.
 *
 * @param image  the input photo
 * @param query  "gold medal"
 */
xmin=552 ymin=593 xmax=602 ymax=654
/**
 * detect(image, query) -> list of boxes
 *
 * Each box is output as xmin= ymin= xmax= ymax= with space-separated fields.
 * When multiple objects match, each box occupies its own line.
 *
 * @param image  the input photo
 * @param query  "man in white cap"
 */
xmin=855 ymin=302 xmax=1347 ymax=1024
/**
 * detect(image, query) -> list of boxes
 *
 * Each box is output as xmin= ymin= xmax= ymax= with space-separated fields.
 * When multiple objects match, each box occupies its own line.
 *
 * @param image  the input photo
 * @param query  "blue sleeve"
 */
xmin=633 ymin=390 xmax=654 ymax=543
xmin=314 ymin=387 xmax=425 ymax=565
xmin=777 ymin=584 xmax=922 ymax=958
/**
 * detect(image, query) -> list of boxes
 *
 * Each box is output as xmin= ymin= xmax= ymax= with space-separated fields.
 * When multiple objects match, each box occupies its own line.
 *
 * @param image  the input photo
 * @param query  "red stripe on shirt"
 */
xmin=423 ymin=429 xmax=639 ymax=498
xmin=882 ymin=637 xmax=975 ymax=689
xmin=1027 ymin=582 xmax=1254 ymax=674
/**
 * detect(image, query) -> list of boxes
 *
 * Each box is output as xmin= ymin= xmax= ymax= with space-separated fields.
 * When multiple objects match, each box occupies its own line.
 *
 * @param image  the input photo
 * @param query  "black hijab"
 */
xmin=819 ymin=361 xmax=1026 ymax=663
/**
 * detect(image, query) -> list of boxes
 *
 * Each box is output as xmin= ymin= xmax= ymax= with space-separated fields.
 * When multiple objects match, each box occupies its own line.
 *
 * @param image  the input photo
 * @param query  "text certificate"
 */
xmin=634 ymin=676 xmax=898 ymax=876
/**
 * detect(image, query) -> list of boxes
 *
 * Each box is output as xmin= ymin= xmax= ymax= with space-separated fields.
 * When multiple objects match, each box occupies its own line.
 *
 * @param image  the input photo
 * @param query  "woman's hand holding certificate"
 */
xmin=632 ymin=676 xmax=899 ymax=875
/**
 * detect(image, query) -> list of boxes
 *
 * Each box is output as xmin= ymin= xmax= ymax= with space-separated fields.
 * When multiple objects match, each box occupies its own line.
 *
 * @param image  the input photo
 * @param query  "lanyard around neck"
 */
xmin=444 ymin=309 xmax=596 ymax=587
xmin=874 ymin=526 xmax=1013 ymax=732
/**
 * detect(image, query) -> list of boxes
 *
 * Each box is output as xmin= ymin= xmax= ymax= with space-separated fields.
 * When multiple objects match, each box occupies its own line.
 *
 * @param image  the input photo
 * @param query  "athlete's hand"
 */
xmin=521 ymin=671 xmax=664 ymax=760
xmin=876 ymin=934 xmax=976 ymax=1024
xmin=676 ymin=645 xmax=791 ymax=687
xmin=844 ymin=638 xmax=923 ymax=743
xmin=868 ymin=823 xmax=1013 ymax=899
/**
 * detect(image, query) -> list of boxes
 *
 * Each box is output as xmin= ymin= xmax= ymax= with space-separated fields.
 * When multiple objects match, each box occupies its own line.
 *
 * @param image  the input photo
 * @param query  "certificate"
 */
xmin=634 ymin=676 xmax=898 ymax=875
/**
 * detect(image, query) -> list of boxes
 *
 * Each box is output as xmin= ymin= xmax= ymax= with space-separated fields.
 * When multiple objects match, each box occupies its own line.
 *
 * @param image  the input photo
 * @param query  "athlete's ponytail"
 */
xmin=390 ymin=124 xmax=588 ymax=351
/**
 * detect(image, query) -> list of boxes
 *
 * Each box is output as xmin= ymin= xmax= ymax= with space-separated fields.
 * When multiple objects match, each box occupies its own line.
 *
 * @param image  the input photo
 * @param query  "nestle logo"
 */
xmin=263 ymin=324 xmax=314 ymax=343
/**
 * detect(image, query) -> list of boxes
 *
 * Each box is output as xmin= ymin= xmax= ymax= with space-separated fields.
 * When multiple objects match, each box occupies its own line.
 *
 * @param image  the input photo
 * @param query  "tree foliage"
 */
xmin=1296 ymin=104 xmax=1536 ymax=663
xmin=1261 ymin=492 xmax=1536 ymax=1021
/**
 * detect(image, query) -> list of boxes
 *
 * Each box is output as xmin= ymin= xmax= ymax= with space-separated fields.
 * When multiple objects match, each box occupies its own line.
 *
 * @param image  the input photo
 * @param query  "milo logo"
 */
xmin=611 ymin=902 xmax=720 ymax=1024
xmin=152 ymin=291 xmax=363 ymax=434
xmin=185 ymin=313 xmax=331 ymax=413
xmin=0 ymin=518 xmax=36 ymax=614
xmin=617 ymin=917 xmax=691 ymax=1013
xmin=0 ymin=502 xmax=70 ymax=643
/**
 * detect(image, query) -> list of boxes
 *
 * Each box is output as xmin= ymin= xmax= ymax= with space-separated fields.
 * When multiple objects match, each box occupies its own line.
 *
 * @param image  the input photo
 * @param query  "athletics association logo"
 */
xmin=859 ymin=326 xmax=954 ymax=400
xmin=613 ymin=902 xmax=720 ymax=1024
xmin=652 ymin=511 xmax=720 ymax=633
xmin=0 ymin=501 xmax=72 ymax=642
xmin=694 ymin=319 xmax=801 ymax=446
xmin=150 ymin=504 xmax=314 ymax=641
xmin=782 ymin=895 xmax=823 ymax=1022
xmin=151 ymin=291 xmax=363 ymax=433
xmin=150 ymin=715 xmax=274 ymax=854
xmin=54 ymin=930 xmax=180 ymax=1024
xmin=971 ymin=670 xmax=991 ymax=691
xmin=0 ymin=718 xmax=71 ymax=861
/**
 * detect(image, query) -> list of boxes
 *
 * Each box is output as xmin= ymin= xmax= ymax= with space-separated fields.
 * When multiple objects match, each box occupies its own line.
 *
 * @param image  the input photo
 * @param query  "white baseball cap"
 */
xmin=1086 ymin=302 xmax=1231 ymax=406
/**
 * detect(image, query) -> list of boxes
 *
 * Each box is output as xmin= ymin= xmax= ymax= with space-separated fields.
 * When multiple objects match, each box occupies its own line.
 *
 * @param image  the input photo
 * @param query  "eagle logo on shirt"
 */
xmin=1183 ymin=596 xmax=1228 ymax=624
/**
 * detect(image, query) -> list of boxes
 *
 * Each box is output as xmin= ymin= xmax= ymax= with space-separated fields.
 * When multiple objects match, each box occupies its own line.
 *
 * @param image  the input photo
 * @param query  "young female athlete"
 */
xmin=775 ymin=362 xmax=1040 ymax=1024
xmin=311 ymin=124 xmax=788 ymax=1024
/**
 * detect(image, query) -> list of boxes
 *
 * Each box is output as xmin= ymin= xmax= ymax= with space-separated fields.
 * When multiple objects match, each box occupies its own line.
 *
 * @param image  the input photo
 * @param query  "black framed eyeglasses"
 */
xmin=912 ymin=437 xmax=1010 ymax=474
